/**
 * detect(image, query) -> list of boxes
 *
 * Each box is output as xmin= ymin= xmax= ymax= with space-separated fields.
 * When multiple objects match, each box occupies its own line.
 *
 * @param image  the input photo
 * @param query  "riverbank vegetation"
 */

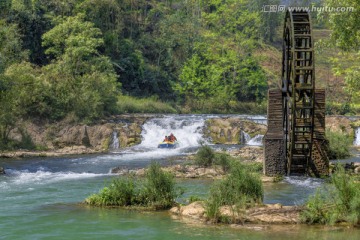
xmin=86 ymin=148 xmax=263 ymax=212
xmin=85 ymin=162 xmax=183 ymax=209
xmin=301 ymin=165 xmax=360 ymax=226
xmin=205 ymin=161 xmax=263 ymax=223
xmin=325 ymin=129 xmax=352 ymax=160
xmin=1 ymin=0 xmax=360 ymax=150
xmin=194 ymin=145 xmax=262 ymax=173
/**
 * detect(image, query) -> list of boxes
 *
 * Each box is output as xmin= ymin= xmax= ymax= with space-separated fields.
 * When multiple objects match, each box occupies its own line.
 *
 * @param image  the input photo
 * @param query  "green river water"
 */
xmin=1 ymin=115 xmax=359 ymax=239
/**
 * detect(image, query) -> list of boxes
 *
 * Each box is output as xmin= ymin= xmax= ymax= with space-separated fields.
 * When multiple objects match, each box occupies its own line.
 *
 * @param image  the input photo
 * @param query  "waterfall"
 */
xmin=354 ymin=127 xmax=360 ymax=146
xmin=110 ymin=131 xmax=119 ymax=150
xmin=241 ymin=130 xmax=251 ymax=144
xmin=247 ymin=134 xmax=264 ymax=146
xmin=139 ymin=115 xmax=206 ymax=149
xmin=241 ymin=130 xmax=263 ymax=146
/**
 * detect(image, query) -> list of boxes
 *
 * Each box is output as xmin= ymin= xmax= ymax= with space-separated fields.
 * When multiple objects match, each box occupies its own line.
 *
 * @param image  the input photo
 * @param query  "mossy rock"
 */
xmin=204 ymin=118 xmax=266 ymax=144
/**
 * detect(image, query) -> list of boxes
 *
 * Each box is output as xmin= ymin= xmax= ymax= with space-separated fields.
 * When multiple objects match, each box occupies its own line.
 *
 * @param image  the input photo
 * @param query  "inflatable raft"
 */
xmin=158 ymin=141 xmax=179 ymax=149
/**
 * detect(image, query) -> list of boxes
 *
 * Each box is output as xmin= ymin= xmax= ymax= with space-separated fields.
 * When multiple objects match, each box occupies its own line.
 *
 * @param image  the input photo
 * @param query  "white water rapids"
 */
xmin=110 ymin=115 xmax=265 ymax=151
xmin=139 ymin=115 xmax=206 ymax=149
xmin=354 ymin=127 xmax=360 ymax=146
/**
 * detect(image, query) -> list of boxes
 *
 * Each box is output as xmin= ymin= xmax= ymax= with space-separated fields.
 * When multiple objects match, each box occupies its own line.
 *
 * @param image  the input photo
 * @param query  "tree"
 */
xmin=0 ymin=21 xmax=28 ymax=73
xmin=324 ymin=0 xmax=360 ymax=104
xmin=42 ymin=14 xmax=119 ymax=120
xmin=0 ymin=20 xmax=29 ymax=148
xmin=253 ymin=0 xmax=281 ymax=43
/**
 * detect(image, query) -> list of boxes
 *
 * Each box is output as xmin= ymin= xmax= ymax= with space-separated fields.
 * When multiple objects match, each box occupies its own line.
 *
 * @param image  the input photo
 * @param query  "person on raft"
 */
xmin=169 ymin=133 xmax=177 ymax=142
xmin=163 ymin=133 xmax=177 ymax=143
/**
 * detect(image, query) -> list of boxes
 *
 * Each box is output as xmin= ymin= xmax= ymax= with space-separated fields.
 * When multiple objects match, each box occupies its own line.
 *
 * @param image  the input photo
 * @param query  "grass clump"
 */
xmin=214 ymin=152 xmax=232 ymax=172
xmin=86 ymin=177 xmax=136 ymax=207
xmin=194 ymin=145 xmax=234 ymax=172
xmin=85 ymin=162 xmax=182 ymax=210
xmin=326 ymin=129 xmax=352 ymax=159
xmin=116 ymin=95 xmax=177 ymax=114
xmin=301 ymin=165 xmax=360 ymax=226
xmin=194 ymin=145 xmax=263 ymax=174
xmin=194 ymin=145 xmax=215 ymax=167
xmin=138 ymin=162 xmax=182 ymax=209
xmin=205 ymin=162 xmax=263 ymax=223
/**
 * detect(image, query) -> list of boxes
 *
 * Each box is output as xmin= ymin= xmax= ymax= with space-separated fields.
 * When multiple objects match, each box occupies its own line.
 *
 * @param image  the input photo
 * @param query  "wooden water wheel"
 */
xmin=282 ymin=10 xmax=315 ymax=175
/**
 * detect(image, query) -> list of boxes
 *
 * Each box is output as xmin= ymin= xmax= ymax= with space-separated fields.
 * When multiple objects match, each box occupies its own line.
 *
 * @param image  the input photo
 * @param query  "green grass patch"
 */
xmin=194 ymin=145 xmax=263 ymax=174
xmin=205 ymin=161 xmax=263 ymax=223
xmin=85 ymin=162 xmax=183 ymax=210
xmin=301 ymin=165 xmax=360 ymax=226
xmin=194 ymin=145 xmax=216 ymax=167
xmin=180 ymin=100 xmax=267 ymax=114
xmin=116 ymin=95 xmax=177 ymax=114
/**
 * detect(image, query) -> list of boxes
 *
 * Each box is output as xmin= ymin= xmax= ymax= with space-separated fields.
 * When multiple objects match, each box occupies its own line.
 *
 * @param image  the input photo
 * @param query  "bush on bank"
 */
xmin=85 ymin=162 xmax=182 ymax=209
xmin=301 ymin=165 xmax=360 ymax=226
xmin=325 ymin=129 xmax=352 ymax=160
xmin=205 ymin=161 xmax=263 ymax=223
xmin=194 ymin=145 xmax=263 ymax=173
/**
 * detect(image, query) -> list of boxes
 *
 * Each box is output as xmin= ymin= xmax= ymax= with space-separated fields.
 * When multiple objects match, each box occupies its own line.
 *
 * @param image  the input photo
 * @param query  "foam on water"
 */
xmin=354 ymin=127 xmax=360 ymax=146
xmin=2 ymin=169 xmax=109 ymax=187
xmin=284 ymin=176 xmax=323 ymax=189
xmin=247 ymin=134 xmax=264 ymax=146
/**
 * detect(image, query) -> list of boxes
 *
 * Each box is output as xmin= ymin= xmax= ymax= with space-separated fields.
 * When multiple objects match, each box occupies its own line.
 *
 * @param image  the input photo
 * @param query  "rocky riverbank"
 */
xmin=170 ymin=201 xmax=301 ymax=224
xmin=1 ymin=115 xmax=359 ymax=159
xmin=0 ymin=114 xmax=153 ymax=158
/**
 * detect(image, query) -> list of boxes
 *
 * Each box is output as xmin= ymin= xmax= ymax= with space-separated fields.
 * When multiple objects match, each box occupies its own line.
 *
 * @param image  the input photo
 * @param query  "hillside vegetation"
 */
xmin=1 ymin=0 xmax=359 ymax=150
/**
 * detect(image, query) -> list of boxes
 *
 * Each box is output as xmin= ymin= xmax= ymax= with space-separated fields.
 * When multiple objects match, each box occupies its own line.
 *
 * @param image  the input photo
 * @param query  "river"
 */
xmin=1 ymin=115 xmax=359 ymax=239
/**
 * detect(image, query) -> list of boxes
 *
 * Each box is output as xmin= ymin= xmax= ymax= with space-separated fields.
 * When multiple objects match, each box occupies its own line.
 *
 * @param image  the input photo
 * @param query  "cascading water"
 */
xmin=241 ymin=131 xmax=251 ymax=143
xmin=110 ymin=131 xmax=120 ymax=150
xmin=241 ymin=130 xmax=264 ymax=146
xmin=354 ymin=127 xmax=360 ymax=146
xmin=247 ymin=134 xmax=263 ymax=146
xmin=139 ymin=115 xmax=206 ymax=149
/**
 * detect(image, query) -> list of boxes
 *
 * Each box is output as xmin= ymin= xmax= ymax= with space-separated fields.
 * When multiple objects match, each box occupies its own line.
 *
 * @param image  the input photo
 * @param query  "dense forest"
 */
xmin=0 ymin=0 xmax=359 ymax=148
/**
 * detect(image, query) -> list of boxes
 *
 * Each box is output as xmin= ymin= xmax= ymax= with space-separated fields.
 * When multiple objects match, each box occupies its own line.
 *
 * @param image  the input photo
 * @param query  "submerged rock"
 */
xmin=0 ymin=166 xmax=5 ymax=174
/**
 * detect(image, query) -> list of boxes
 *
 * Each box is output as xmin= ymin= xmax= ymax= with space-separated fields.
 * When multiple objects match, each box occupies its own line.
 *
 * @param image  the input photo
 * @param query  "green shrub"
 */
xmin=138 ymin=162 xmax=182 ymax=209
xmin=214 ymin=152 xmax=232 ymax=172
xmin=194 ymin=145 xmax=215 ymax=167
xmin=85 ymin=176 xmax=136 ymax=207
xmin=242 ymin=162 xmax=263 ymax=173
xmin=301 ymin=165 xmax=360 ymax=225
xmin=205 ymin=162 xmax=263 ymax=222
xmin=85 ymin=162 xmax=182 ymax=209
xmin=326 ymin=129 xmax=352 ymax=159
